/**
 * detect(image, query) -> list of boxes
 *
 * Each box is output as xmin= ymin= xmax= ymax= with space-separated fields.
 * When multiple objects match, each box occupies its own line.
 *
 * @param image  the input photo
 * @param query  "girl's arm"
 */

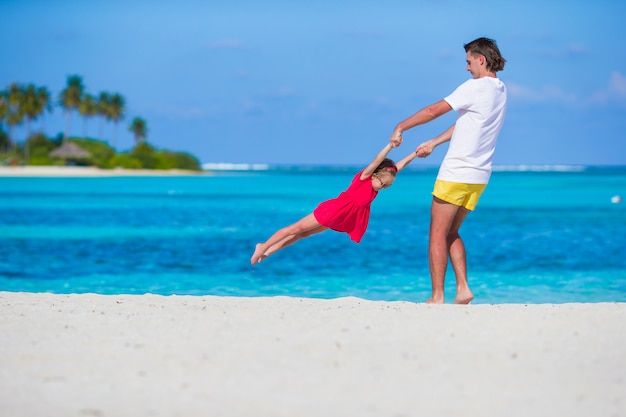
xmin=360 ymin=143 xmax=393 ymax=180
xmin=397 ymin=124 xmax=455 ymax=170
xmin=395 ymin=149 xmax=419 ymax=173
xmin=416 ymin=124 xmax=455 ymax=158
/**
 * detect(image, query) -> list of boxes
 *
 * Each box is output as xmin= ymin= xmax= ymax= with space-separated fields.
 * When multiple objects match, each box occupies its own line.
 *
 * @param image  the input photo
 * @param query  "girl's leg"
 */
xmin=259 ymin=224 xmax=327 ymax=262
xmin=251 ymin=214 xmax=325 ymax=264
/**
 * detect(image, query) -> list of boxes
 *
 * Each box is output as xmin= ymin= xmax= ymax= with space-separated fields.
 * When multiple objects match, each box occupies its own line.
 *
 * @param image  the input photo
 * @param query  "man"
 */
xmin=390 ymin=37 xmax=507 ymax=304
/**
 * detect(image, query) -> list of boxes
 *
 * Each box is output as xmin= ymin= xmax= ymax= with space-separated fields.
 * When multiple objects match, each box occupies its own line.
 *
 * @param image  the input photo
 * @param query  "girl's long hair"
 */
xmin=374 ymin=158 xmax=398 ymax=176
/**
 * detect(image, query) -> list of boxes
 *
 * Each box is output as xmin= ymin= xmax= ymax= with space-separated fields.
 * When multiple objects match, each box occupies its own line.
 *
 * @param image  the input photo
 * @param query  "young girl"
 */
xmin=250 ymin=143 xmax=418 ymax=265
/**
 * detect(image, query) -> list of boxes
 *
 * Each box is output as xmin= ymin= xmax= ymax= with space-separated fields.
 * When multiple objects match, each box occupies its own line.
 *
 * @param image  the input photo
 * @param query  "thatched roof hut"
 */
xmin=49 ymin=142 xmax=91 ymax=159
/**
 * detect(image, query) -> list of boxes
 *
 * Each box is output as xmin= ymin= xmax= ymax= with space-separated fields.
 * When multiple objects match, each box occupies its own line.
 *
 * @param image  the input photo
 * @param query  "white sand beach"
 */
xmin=0 ymin=292 xmax=624 ymax=417
xmin=0 ymin=166 xmax=203 ymax=177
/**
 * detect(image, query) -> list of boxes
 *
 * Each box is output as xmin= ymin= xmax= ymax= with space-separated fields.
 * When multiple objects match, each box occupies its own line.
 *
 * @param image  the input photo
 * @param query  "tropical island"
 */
xmin=0 ymin=75 xmax=201 ymax=171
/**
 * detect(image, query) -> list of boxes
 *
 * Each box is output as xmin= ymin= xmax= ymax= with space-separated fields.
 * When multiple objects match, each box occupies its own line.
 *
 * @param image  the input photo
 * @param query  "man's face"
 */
xmin=465 ymin=51 xmax=483 ymax=79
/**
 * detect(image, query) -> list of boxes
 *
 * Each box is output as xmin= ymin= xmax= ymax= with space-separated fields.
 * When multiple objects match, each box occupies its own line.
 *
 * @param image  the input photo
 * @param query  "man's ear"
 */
xmin=479 ymin=54 xmax=486 ymax=66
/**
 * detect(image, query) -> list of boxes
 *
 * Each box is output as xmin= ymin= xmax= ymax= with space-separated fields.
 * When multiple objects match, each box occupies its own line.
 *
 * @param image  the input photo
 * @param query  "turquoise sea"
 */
xmin=1 ymin=166 xmax=625 ymax=304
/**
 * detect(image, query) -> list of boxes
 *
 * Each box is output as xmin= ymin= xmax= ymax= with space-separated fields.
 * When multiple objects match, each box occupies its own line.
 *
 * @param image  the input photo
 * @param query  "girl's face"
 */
xmin=373 ymin=173 xmax=396 ymax=191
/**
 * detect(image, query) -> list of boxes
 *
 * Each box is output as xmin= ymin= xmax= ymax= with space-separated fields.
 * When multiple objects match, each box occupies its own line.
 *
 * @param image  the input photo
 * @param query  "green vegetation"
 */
xmin=0 ymin=75 xmax=201 ymax=171
xmin=3 ymin=134 xmax=201 ymax=171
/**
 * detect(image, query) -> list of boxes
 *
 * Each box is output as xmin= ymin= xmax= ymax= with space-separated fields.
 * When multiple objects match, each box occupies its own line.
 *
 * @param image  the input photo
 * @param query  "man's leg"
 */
xmin=426 ymin=197 xmax=462 ymax=304
xmin=447 ymin=208 xmax=473 ymax=304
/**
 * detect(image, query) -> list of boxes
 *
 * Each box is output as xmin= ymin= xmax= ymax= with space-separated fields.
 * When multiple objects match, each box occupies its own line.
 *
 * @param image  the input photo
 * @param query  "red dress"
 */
xmin=313 ymin=170 xmax=378 ymax=243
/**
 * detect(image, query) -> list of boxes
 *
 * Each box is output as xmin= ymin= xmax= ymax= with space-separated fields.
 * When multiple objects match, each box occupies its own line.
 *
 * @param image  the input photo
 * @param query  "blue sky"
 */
xmin=2 ymin=0 xmax=625 ymax=166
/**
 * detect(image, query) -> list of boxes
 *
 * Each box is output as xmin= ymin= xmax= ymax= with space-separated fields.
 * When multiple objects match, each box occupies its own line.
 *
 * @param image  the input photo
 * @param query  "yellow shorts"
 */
xmin=432 ymin=180 xmax=486 ymax=211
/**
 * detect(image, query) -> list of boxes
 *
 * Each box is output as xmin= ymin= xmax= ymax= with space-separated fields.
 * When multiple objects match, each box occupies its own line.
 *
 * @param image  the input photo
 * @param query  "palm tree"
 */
xmin=108 ymin=93 xmax=125 ymax=149
xmin=0 ymin=90 xmax=7 ymax=131
xmin=58 ymin=75 xmax=84 ymax=142
xmin=97 ymin=92 xmax=110 ymax=141
xmin=21 ymin=84 xmax=41 ymax=162
xmin=128 ymin=117 xmax=147 ymax=144
xmin=19 ymin=84 xmax=51 ymax=137
xmin=6 ymin=83 xmax=24 ymax=152
xmin=36 ymin=86 xmax=52 ymax=133
xmin=22 ymin=84 xmax=39 ymax=138
xmin=0 ymin=90 xmax=9 ymax=152
xmin=78 ymin=94 xmax=98 ymax=138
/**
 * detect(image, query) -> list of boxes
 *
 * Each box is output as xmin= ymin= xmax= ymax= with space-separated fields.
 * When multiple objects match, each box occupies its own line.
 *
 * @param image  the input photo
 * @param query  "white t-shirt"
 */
xmin=437 ymin=77 xmax=507 ymax=184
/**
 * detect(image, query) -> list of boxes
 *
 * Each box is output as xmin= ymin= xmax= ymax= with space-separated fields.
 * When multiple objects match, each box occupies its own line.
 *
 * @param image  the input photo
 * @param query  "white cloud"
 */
xmin=507 ymin=82 xmax=541 ymax=100
xmin=509 ymin=72 xmax=626 ymax=107
xmin=608 ymin=71 xmax=626 ymax=97
xmin=241 ymin=98 xmax=269 ymax=117
xmin=206 ymin=39 xmax=248 ymax=50
xmin=263 ymin=86 xmax=296 ymax=98
xmin=566 ymin=43 xmax=589 ymax=55
xmin=507 ymin=82 xmax=577 ymax=103
xmin=147 ymin=104 xmax=221 ymax=120
xmin=536 ymin=42 xmax=590 ymax=59
xmin=587 ymin=71 xmax=626 ymax=105
xmin=344 ymin=28 xmax=385 ymax=38
xmin=438 ymin=48 xmax=454 ymax=59
xmin=233 ymin=70 xmax=250 ymax=78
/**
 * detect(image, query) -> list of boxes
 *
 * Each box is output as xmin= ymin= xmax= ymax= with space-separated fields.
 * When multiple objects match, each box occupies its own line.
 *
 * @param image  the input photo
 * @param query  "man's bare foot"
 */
xmin=425 ymin=297 xmax=444 ymax=304
xmin=250 ymin=244 xmax=265 ymax=265
xmin=454 ymin=289 xmax=474 ymax=304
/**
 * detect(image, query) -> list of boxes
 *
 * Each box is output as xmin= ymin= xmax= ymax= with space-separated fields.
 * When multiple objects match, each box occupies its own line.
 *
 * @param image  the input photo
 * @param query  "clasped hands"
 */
xmin=389 ymin=129 xmax=433 ymax=158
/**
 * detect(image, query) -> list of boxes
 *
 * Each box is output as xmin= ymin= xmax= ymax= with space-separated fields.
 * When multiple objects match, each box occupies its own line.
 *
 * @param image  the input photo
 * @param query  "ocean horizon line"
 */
xmin=201 ymin=162 xmax=625 ymax=173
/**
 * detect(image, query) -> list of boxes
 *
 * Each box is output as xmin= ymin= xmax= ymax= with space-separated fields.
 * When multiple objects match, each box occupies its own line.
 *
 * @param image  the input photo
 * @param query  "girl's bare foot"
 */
xmin=250 ymin=244 xmax=265 ymax=265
